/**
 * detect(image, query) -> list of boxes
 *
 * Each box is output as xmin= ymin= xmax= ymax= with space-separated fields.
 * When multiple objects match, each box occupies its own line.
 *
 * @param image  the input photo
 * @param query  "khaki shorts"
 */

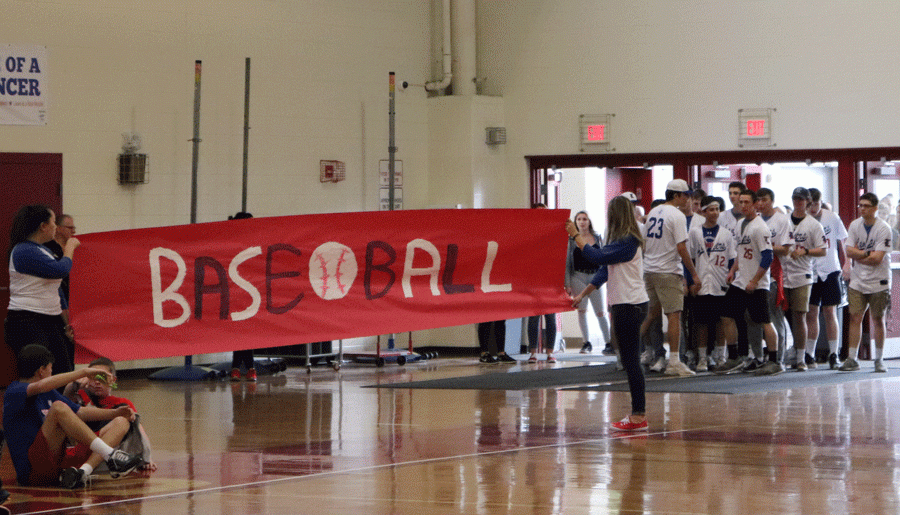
xmin=783 ymin=284 xmax=811 ymax=313
xmin=644 ymin=272 xmax=684 ymax=315
xmin=847 ymin=288 xmax=890 ymax=317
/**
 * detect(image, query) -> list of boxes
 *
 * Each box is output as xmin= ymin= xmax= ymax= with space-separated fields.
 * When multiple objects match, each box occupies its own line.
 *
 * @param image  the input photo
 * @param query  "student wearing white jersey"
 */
xmin=568 ymin=196 xmax=650 ymax=431
xmin=719 ymin=181 xmax=746 ymax=242
xmin=718 ymin=181 xmax=761 ymax=365
xmin=639 ymin=179 xmax=702 ymax=377
xmin=781 ymin=187 xmax=827 ymax=371
xmin=756 ymin=188 xmax=791 ymax=365
xmin=806 ymin=188 xmax=848 ymax=369
xmin=716 ymin=190 xmax=782 ymax=375
xmin=687 ymin=196 xmax=735 ymax=372
xmin=680 ymin=188 xmax=705 ymax=369
xmin=840 ymin=193 xmax=892 ymax=373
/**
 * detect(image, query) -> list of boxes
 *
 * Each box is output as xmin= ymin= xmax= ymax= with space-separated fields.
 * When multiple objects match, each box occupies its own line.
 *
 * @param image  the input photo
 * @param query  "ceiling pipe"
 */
xmin=425 ymin=0 xmax=452 ymax=92
xmin=451 ymin=0 xmax=476 ymax=96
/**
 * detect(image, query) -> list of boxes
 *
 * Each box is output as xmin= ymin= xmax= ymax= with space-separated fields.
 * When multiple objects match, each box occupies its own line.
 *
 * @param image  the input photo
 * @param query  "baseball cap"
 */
xmin=621 ymin=191 xmax=638 ymax=202
xmin=791 ymin=186 xmax=811 ymax=200
xmin=666 ymin=179 xmax=691 ymax=193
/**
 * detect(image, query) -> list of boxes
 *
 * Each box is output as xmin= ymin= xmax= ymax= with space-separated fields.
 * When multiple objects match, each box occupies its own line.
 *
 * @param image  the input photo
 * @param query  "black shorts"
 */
xmin=723 ymin=285 xmax=770 ymax=324
xmin=809 ymin=271 xmax=842 ymax=307
xmin=692 ymin=294 xmax=724 ymax=326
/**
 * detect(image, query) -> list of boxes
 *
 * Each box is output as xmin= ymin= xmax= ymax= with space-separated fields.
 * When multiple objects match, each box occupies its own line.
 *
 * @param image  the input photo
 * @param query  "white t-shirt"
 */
xmin=608 ymin=246 xmax=651 ymax=306
xmin=812 ymin=209 xmax=848 ymax=279
xmin=643 ymin=203 xmax=688 ymax=275
xmin=847 ymin=217 xmax=892 ymax=294
xmin=688 ymin=224 xmax=736 ymax=296
xmin=733 ymin=215 xmax=773 ymax=291
xmin=781 ymin=214 xmax=826 ymax=289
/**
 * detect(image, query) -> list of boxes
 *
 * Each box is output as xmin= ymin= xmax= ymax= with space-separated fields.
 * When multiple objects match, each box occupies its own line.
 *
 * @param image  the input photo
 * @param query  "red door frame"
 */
xmin=1 ymin=152 xmax=63 ymax=386
xmin=527 ymin=146 xmax=900 ymax=223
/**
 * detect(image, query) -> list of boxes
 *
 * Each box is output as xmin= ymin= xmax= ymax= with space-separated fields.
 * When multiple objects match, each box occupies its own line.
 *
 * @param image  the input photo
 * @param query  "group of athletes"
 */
xmin=635 ymin=180 xmax=891 ymax=377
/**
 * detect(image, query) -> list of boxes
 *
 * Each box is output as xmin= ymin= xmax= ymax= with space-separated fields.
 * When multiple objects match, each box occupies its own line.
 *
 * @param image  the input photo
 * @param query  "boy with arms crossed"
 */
xmin=840 ymin=193 xmax=892 ymax=372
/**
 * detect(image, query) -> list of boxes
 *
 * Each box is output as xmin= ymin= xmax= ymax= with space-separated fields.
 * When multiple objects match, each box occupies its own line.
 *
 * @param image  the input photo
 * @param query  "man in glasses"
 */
xmin=841 ymin=193 xmax=892 ymax=372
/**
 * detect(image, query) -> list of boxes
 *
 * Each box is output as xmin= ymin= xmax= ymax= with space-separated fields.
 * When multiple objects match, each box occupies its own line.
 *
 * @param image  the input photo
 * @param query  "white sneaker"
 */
xmin=874 ymin=359 xmax=887 ymax=373
xmin=649 ymin=356 xmax=666 ymax=372
xmin=665 ymin=359 xmax=696 ymax=377
xmin=640 ymin=349 xmax=654 ymax=366
xmin=696 ymin=359 xmax=708 ymax=373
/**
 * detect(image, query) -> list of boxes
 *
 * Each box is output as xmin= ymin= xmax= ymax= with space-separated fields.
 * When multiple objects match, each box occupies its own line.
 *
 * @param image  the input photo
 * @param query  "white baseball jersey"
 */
xmin=643 ymin=203 xmax=688 ymax=275
xmin=762 ymin=211 xmax=791 ymax=249
xmin=720 ymin=207 xmax=743 ymax=243
xmin=733 ymin=215 xmax=773 ymax=291
xmin=781 ymin=214 xmax=826 ymax=289
xmin=688 ymin=224 xmax=736 ymax=296
xmin=847 ymin=217 xmax=892 ymax=294
xmin=687 ymin=213 xmax=705 ymax=233
xmin=812 ymin=209 xmax=848 ymax=279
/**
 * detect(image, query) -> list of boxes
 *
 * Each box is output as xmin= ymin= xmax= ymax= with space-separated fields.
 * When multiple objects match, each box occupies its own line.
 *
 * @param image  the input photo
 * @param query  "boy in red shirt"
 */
xmin=65 ymin=357 xmax=157 ymax=475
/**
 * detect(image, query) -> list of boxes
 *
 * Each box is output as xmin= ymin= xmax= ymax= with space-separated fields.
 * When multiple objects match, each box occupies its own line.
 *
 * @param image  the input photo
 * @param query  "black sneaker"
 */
xmin=828 ymin=353 xmax=840 ymax=370
xmin=59 ymin=467 xmax=87 ymax=489
xmin=742 ymin=359 xmax=763 ymax=373
xmin=580 ymin=342 xmax=593 ymax=354
xmin=479 ymin=353 xmax=499 ymax=364
xmin=496 ymin=353 xmax=516 ymax=364
xmin=106 ymin=450 xmax=144 ymax=479
xmin=804 ymin=353 xmax=818 ymax=369
xmin=601 ymin=343 xmax=615 ymax=356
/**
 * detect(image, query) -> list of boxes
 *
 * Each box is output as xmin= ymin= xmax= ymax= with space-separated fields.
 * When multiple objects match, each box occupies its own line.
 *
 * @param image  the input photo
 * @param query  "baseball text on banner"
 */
xmin=69 ymin=209 xmax=572 ymax=362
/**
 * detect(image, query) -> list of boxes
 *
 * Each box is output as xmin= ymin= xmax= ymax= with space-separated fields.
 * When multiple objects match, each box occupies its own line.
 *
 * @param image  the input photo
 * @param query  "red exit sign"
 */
xmin=586 ymin=124 xmax=606 ymax=142
xmin=745 ymin=119 xmax=767 ymax=138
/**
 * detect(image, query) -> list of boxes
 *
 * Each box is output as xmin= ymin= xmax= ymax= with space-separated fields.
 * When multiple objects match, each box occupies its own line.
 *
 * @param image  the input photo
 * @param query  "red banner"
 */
xmin=69 ymin=209 xmax=571 ymax=362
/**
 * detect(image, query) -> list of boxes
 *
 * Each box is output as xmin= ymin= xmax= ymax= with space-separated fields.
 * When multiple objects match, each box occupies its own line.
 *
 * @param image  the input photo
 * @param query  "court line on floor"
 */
xmin=19 ymin=423 xmax=729 ymax=514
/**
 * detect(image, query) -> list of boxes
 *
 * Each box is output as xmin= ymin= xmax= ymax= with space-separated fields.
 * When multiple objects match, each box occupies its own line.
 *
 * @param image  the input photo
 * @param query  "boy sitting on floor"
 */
xmin=3 ymin=344 xmax=144 ymax=489
xmin=64 ymin=356 xmax=156 ymax=475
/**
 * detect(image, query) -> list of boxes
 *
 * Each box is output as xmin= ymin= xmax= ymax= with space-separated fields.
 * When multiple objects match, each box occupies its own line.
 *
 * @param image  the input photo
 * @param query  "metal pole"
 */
xmin=388 ymin=72 xmax=396 ymax=211
xmin=388 ymin=72 xmax=396 ymax=350
xmin=190 ymin=60 xmax=202 ymax=224
xmin=242 ymin=58 xmax=250 ymax=212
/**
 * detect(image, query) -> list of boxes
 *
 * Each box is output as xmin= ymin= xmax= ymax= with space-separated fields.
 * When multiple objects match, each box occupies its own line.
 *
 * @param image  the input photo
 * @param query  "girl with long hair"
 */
xmin=564 ymin=210 xmax=612 ymax=354
xmin=6 ymin=205 xmax=80 ymax=375
xmin=567 ymin=195 xmax=650 ymax=431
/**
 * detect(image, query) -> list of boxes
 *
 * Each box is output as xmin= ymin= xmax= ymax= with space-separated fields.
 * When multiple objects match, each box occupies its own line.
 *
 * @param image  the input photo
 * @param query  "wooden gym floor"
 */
xmin=2 ymin=353 xmax=899 ymax=514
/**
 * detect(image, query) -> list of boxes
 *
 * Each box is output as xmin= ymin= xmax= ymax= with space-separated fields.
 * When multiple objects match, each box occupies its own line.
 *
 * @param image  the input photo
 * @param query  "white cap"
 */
xmin=621 ymin=191 xmax=638 ymax=202
xmin=666 ymin=179 xmax=691 ymax=193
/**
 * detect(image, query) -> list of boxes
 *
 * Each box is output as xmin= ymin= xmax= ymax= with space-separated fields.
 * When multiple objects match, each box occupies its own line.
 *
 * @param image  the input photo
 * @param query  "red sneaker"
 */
xmin=230 ymin=368 xmax=241 ymax=381
xmin=611 ymin=416 xmax=649 ymax=432
xmin=246 ymin=368 xmax=258 ymax=382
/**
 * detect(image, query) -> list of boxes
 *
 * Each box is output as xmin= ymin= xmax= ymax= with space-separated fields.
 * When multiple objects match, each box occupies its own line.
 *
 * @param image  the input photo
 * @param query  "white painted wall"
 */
xmin=6 ymin=1 xmax=900 ymax=366
xmin=480 ymin=0 xmax=900 ymax=182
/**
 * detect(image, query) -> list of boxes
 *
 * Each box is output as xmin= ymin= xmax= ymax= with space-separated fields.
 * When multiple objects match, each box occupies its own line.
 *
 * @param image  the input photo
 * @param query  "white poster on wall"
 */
xmin=0 ymin=45 xmax=48 ymax=125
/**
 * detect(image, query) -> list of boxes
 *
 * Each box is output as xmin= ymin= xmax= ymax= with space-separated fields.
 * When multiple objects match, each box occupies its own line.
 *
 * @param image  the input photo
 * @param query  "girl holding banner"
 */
xmin=567 ymin=196 xmax=650 ymax=431
xmin=5 ymin=205 xmax=80 ymax=376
